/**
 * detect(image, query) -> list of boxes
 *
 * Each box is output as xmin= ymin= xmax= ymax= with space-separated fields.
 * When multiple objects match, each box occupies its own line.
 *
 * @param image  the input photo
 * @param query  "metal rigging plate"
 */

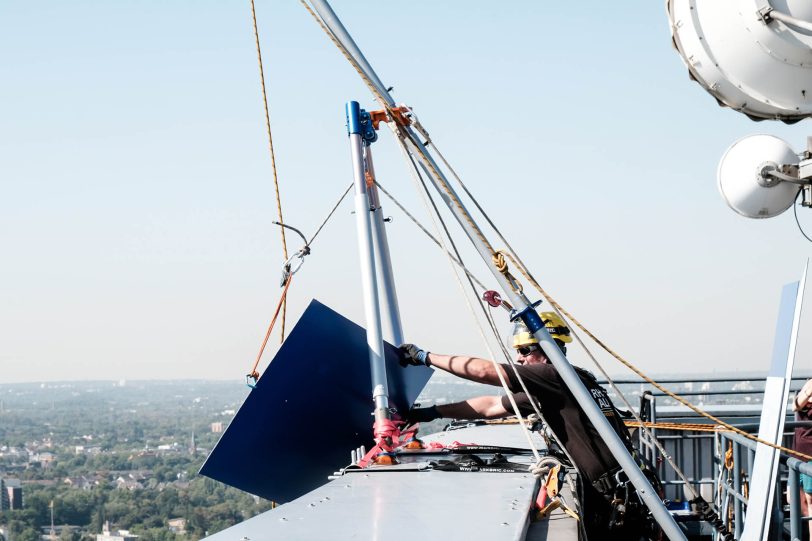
xmin=199 ymin=299 xmax=433 ymax=502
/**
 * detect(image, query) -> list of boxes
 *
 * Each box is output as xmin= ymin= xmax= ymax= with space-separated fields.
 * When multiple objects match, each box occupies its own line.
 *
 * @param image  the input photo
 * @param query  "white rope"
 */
xmin=374 ymin=182 xmax=488 ymax=291
xmin=393 ymin=133 xmax=542 ymax=461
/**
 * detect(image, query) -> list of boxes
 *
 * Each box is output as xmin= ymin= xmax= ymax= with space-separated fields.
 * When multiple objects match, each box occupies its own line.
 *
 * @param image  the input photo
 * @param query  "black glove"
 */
xmin=399 ymin=343 xmax=430 ymax=366
xmin=407 ymin=405 xmax=441 ymax=423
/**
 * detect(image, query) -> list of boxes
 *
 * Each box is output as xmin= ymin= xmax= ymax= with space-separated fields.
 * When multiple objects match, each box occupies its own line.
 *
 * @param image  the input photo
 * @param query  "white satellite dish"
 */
xmin=667 ymin=0 xmax=812 ymax=122
xmin=718 ymin=134 xmax=800 ymax=218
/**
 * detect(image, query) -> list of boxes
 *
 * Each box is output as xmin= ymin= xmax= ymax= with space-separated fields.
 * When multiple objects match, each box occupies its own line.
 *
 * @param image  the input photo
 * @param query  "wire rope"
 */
xmin=395 ymin=137 xmax=543 ymax=460
xmin=793 ymin=188 xmax=812 ymax=243
xmin=374 ymin=182 xmax=488 ymax=291
xmin=249 ymin=184 xmax=352 ymax=380
xmin=307 ymin=183 xmax=353 ymax=246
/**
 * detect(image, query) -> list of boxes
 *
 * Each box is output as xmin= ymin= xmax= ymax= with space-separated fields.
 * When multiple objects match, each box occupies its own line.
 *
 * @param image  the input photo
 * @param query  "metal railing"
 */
xmin=599 ymin=376 xmax=812 ymax=540
xmin=718 ymin=426 xmax=812 ymax=541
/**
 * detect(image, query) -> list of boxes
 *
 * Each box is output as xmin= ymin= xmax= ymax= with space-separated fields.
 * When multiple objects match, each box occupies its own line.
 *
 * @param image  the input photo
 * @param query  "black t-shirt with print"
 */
xmin=795 ymin=404 xmax=812 ymax=457
xmin=500 ymin=363 xmax=628 ymax=483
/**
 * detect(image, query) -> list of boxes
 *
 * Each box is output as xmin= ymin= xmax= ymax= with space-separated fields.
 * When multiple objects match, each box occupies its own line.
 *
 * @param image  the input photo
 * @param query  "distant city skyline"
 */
xmin=3 ymin=1 xmax=812 ymax=384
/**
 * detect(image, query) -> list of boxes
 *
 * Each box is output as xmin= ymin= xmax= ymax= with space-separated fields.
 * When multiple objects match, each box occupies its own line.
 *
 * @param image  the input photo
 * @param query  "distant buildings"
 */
xmin=96 ymin=522 xmax=137 ymax=541
xmin=40 ymin=525 xmax=78 ymax=540
xmin=166 ymin=518 xmax=186 ymax=534
xmin=74 ymin=445 xmax=102 ymax=455
xmin=63 ymin=475 xmax=102 ymax=490
xmin=211 ymin=422 xmax=224 ymax=433
xmin=0 ymin=478 xmax=23 ymax=510
xmin=28 ymin=451 xmax=55 ymax=468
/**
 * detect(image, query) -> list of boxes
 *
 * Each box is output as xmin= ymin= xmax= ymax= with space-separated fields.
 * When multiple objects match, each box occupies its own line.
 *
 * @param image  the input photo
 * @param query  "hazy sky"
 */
xmin=3 ymin=1 xmax=812 ymax=384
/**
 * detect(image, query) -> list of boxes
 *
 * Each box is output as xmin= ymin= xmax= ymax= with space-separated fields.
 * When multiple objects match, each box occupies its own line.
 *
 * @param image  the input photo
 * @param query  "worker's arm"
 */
xmin=437 ymin=396 xmax=510 ymax=419
xmin=795 ymin=379 xmax=812 ymax=411
xmin=399 ymin=343 xmax=509 ymax=386
xmin=409 ymin=395 xmax=511 ymax=423
xmin=426 ymin=352 xmax=509 ymax=386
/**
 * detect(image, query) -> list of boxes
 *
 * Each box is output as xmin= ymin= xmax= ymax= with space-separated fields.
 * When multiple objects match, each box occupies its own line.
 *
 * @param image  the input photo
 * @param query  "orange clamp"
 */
xmin=369 ymin=107 xmax=411 ymax=130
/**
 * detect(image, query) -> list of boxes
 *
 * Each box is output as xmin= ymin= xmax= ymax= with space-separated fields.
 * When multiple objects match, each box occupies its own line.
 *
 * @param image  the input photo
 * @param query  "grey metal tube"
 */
xmin=307 ymin=0 xmax=395 ymax=107
xmin=347 ymin=119 xmax=390 ymax=423
xmin=311 ymin=2 xmax=686 ymax=538
xmin=769 ymin=9 xmax=812 ymax=33
xmin=365 ymin=149 xmax=404 ymax=346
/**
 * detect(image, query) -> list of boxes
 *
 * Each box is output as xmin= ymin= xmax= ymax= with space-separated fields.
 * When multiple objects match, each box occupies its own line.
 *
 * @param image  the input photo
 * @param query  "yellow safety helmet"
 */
xmin=541 ymin=312 xmax=572 ymax=345
xmin=510 ymin=312 xmax=572 ymax=350
xmin=510 ymin=320 xmax=539 ymax=349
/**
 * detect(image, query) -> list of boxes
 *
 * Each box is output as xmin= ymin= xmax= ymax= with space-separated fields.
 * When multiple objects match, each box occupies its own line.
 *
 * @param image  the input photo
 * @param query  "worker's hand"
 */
xmin=406 ymin=405 xmax=440 ymax=424
xmin=399 ymin=343 xmax=430 ymax=366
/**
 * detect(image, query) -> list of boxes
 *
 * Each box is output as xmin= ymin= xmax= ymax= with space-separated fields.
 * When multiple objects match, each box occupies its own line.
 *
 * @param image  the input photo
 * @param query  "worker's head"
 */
xmin=510 ymin=312 xmax=572 ymax=365
xmin=510 ymin=320 xmax=547 ymax=365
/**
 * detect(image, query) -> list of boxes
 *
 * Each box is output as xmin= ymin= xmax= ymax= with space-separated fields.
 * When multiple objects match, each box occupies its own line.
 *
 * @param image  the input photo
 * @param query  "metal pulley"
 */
xmin=482 ymin=290 xmax=513 ymax=311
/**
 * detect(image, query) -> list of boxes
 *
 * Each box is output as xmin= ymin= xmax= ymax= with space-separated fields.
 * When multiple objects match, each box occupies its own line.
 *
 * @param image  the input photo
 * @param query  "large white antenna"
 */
xmin=668 ymin=0 xmax=812 ymax=122
xmin=668 ymin=1 xmax=812 ymax=225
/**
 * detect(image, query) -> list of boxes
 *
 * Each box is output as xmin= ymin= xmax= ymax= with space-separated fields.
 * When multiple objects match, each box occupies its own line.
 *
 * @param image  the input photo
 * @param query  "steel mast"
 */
xmin=307 ymin=1 xmax=687 ymax=538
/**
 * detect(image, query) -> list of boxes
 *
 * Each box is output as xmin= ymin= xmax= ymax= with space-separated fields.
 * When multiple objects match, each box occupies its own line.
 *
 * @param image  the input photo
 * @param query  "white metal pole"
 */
xmin=346 ymin=101 xmax=390 ymax=424
xmin=365 ymin=148 xmax=405 ymax=346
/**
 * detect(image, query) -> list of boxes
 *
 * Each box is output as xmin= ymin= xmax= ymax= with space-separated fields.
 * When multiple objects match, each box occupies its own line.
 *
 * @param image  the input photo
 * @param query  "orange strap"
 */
xmin=247 ymin=275 xmax=294 ymax=382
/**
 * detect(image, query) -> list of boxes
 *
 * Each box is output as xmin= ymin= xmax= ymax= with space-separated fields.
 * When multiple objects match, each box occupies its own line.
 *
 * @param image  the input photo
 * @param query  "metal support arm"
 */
xmin=346 ymin=101 xmax=390 ymax=425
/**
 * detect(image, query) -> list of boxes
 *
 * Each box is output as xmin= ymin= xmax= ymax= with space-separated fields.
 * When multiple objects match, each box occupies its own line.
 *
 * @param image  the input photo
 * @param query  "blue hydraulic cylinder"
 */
xmin=345 ymin=101 xmax=377 ymax=145
xmin=346 ymin=101 xmax=362 ymax=135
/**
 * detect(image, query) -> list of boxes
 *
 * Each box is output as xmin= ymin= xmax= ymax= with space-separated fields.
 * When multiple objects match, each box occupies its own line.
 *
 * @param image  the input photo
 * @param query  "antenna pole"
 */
xmin=345 ymin=101 xmax=391 ymax=426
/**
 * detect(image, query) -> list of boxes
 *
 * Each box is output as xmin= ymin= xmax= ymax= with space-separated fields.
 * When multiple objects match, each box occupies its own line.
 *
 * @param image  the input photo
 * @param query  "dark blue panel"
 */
xmin=200 ymin=299 xmax=432 ymax=503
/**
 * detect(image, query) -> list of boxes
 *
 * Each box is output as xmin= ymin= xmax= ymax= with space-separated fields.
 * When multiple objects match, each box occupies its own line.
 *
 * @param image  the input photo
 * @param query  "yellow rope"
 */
xmin=624 ymin=421 xmax=722 ymax=433
xmin=249 ymin=0 xmax=289 ymax=341
xmin=492 ymin=251 xmax=522 ymax=293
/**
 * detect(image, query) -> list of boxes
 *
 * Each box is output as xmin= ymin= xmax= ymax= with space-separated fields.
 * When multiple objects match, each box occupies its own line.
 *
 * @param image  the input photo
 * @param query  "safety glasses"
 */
xmin=517 ymin=345 xmax=539 ymax=356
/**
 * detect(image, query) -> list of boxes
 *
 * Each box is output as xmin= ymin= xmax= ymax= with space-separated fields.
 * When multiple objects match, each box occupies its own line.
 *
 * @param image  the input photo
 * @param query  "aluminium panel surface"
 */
xmin=203 ymin=423 xmax=579 ymax=541
xmin=203 ymin=470 xmax=539 ymax=541
xmin=200 ymin=299 xmax=433 ymax=503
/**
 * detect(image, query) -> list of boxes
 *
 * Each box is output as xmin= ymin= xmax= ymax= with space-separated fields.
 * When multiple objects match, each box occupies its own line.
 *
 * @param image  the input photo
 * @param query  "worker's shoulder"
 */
xmin=519 ymin=363 xmax=558 ymax=378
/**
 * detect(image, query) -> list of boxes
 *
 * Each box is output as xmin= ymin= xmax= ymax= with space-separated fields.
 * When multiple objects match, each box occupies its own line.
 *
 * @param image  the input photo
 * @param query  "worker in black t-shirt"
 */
xmin=400 ymin=314 xmax=655 ymax=540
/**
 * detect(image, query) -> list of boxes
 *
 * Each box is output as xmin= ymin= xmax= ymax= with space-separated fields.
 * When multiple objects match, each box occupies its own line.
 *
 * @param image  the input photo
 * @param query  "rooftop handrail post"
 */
xmin=718 ymin=434 xmax=725 ymax=525
xmin=773 ymin=469 xmax=784 ymax=541
xmin=789 ymin=463 xmax=801 ymax=541
xmin=651 ymin=393 xmax=658 ymax=467
xmin=735 ymin=440 xmax=744 ymax=539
